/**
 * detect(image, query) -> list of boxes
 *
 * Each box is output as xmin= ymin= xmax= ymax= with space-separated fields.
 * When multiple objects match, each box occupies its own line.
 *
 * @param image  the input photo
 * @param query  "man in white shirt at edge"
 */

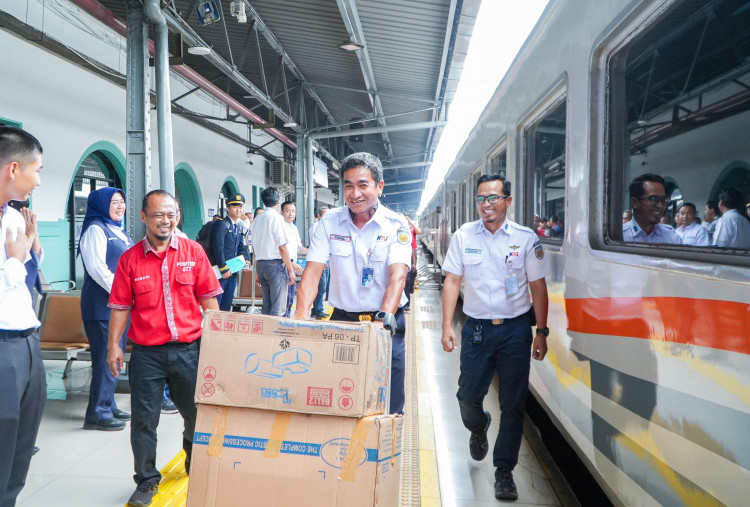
xmin=675 ymin=202 xmax=709 ymax=246
xmin=281 ymin=201 xmax=308 ymax=317
xmin=307 ymin=206 xmax=330 ymax=319
xmin=0 ymin=126 xmax=45 ymax=507
xmin=713 ymin=188 xmax=750 ymax=249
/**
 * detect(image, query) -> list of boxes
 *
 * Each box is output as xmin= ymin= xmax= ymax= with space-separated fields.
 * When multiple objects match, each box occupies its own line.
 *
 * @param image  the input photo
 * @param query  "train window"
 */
xmin=525 ymin=99 xmax=566 ymax=242
xmin=490 ymin=151 xmax=507 ymax=176
xmin=605 ymin=0 xmax=750 ymax=256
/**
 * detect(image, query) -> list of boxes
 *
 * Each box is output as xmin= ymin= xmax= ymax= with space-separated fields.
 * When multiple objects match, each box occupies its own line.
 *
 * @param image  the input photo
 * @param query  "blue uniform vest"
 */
xmin=81 ymin=220 xmax=132 ymax=321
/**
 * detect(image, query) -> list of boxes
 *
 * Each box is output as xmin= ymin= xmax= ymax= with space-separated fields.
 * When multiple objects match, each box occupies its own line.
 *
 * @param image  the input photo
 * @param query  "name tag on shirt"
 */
xmin=361 ymin=267 xmax=374 ymax=288
xmin=505 ymin=274 xmax=518 ymax=295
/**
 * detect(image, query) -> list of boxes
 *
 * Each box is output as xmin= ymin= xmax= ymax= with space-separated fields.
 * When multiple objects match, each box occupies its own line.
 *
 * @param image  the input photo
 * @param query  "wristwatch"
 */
xmin=374 ymin=311 xmax=397 ymax=336
xmin=536 ymin=327 xmax=549 ymax=337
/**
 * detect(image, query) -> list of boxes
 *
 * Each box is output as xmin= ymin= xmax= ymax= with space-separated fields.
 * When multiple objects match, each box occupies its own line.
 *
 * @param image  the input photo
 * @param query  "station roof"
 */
xmin=92 ymin=0 xmax=480 ymax=215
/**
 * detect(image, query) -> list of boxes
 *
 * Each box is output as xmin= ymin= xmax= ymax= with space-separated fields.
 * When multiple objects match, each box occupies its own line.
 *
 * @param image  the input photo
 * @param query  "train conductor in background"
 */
xmin=294 ymin=152 xmax=411 ymax=414
xmin=440 ymin=173 xmax=550 ymax=502
xmin=210 ymin=193 xmax=250 ymax=311
xmin=623 ymin=173 xmax=681 ymax=244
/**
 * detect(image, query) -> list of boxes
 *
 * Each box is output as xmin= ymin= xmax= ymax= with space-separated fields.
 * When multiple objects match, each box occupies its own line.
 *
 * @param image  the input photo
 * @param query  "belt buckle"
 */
xmin=359 ymin=314 xmax=372 ymax=322
xmin=491 ymin=319 xmax=504 ymax=325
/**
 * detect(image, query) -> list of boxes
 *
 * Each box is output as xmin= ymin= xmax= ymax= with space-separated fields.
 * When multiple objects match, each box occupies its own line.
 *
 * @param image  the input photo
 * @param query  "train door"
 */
xmin=67 ymin=150 xmax=124 ymax=287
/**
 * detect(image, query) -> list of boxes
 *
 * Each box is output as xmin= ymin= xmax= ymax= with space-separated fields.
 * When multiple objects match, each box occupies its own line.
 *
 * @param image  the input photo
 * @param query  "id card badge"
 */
xmin=361 ymin=267 xmax=375 ymax=288
xmin=505 ymin=274 xmax=519 ymax=295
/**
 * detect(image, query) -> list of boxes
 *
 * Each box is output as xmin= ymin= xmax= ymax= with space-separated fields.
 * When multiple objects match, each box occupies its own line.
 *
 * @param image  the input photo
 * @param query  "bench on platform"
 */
xmin=38 ymin=290 xmax=89 ymax=378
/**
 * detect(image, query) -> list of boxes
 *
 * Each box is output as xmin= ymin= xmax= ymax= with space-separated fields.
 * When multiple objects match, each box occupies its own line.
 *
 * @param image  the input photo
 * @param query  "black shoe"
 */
xmin=161 ymin=399 xmax=178 ymax=414
xmin=128 ymin=480 xmax=159 ymax=507
xmin=32 ymin=446 xmax=40 ymax=456
xmin=494 ymin=469 xmax=518 ymax=501
xmin=112 ymin=409 xmax=131 ymax=420
xmin=83 ymin=418 xmax=126 ymax=431
xmin=469 ymin=411 xmax=491 ymax=461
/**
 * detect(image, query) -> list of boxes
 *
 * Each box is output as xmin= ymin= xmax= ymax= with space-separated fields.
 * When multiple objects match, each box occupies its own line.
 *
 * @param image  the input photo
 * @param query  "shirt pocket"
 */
xmin=175 ymin=271 xmax=196 ymax=303
xmin=463 ymin=254 xmax=483 ymax=279
xmin=133 ymin=278 xmax=158 ymax=308
xmin=507 ymin=253 xmax=524 ymax=271
xmin=330 ymin=242 xmax=353 ymax=278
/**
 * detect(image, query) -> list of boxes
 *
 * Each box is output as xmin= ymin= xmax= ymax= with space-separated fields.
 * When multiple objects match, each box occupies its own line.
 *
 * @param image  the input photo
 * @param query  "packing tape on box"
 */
xmin=263 ymin=412 xmax=292 ymax=458
xmin=208 ymin=407 xmax=229 ymax=457
xmin=340 ymin=417 xmax=373 ymax=482
xmin=391 ymin=418 xmax=396 ymax=466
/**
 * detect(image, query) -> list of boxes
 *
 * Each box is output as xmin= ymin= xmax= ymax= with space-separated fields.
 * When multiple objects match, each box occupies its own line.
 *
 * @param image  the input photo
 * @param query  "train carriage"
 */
xmin=420 ymin=0 xmax=750 ymax=504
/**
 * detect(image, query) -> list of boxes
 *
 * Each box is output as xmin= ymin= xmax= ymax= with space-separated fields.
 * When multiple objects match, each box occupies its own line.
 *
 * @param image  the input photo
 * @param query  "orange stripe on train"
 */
xmin=565 ymin=297 xmax=750 ymax=355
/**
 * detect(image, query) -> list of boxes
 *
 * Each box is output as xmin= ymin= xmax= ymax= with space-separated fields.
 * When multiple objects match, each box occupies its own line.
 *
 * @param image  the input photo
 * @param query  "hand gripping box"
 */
xmin=187 ymin=405 xmax=403 ymax=507
xmin=196 ymin=312 xmax=391 ymax=417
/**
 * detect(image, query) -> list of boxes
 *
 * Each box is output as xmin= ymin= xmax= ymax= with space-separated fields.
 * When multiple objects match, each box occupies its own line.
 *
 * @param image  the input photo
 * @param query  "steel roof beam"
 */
xmin=383 ymin=161 xmax=431 ymax=170
xmin=310 ymin=82 xmax=437 ymax=105
xmin=336 ymin=0 xmax=394 ymax=160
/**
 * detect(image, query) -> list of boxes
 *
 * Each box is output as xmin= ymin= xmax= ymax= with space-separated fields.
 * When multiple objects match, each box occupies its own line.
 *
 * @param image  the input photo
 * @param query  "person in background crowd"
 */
xmin=703 ymin=201 xmax=721 ymax=243
xmin=309 ymin=206 xmax=330 ymax=319
xmin=623 ymin=174 xmax=680 ymax=244
xmin=253 ymin=207 xmax=264 ymax=218
xmin=252 ymin=187 xmax=295 ymax=316
xmin=281 ymin=202 xmax=308 ymax=317
xmin=713 ymin=188 xmax=750 ymax=249
xmin=106 ymin=190 xmax=221 ymax=507
xmin=403 ymin=214 xmax=421 ymax=311
xmin=210 ymin=193 xmax=250 ymax=311
xmin=78 ymin=187 xmax=133 ymax=431
xmin=548 ymin=215 xmax=563 ymax=238
xmin=660 ymin=215 xmax=672 ymax=226
xmin=8 ymin=200 xmax=42 ymax=302
xmin=440 ymin=173 xmax=550 ymax=502
xmin=622 ymin=210 xmax=632 ymax=224
xmin=294 ymin=152 xmax=410 ymax=415
xmin=242 ymin=211 xmax=254 ymax=264
xmin=675 ymin=202 xmax=709 ymax=246
xmin=0 ymin=126 xmax=45 ymax=507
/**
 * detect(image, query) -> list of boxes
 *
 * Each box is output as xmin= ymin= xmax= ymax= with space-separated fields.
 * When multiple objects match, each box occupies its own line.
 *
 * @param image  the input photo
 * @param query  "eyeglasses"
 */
xmin=149 ymin=212 xmax=177 ymax=220
xmin=638 ymin=195 xmax=671 ymax=205
xmin=475 ymin=194 xmax=509 ymax=204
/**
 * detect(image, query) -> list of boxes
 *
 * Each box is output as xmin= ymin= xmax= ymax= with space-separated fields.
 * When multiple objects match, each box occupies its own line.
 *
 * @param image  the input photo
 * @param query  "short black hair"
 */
xmin=254 ymin=207 xmax=264 ymax=217
xmin=281 ymin=201 xmax=295 ymax=211
xmin=705 ymin=201 xmax=721 ymax=217
xmin=719 ymin=188 xmax=743 ymax=210
xmin=476 ymin=173 xmax=511 ymax=196
xmin=550 ymin=215 xmax=559 ymax=222
xmin=629 ymin=173 xmax=666 ymax=200
xmin=0 ymin=126 xmax=43 ymax=167
xmin=341 ymin=152 xmax=383 ymax=184
xmin=261 ymin=187 xmax=280 ymax=207
xmin=679 ymin=202 xmax=697 ymax=213
xmin=141 ymin=189 xmax=175 ymax=212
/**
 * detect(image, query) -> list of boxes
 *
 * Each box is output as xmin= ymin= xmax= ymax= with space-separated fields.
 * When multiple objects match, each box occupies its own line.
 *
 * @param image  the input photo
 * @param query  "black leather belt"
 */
xmin=331 ymin=307 xmax=405 ymax=322
xmin=0 ymin=328 xmax=37 ymax=339
xmin=466 ymin=313 xmax=528 ymax=326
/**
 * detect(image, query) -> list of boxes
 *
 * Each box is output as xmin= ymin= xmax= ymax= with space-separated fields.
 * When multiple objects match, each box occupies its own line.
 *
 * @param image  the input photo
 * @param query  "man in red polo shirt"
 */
xmin=106 ymin=190 xmax=221 ymax=507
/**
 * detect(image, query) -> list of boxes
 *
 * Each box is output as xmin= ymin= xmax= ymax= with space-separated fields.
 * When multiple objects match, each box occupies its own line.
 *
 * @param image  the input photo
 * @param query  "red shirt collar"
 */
xmin=142 ymin=233 xmax=180 ymax=255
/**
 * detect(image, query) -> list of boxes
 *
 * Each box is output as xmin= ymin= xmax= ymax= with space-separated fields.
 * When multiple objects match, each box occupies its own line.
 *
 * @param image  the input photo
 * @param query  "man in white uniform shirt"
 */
xmin=441 ymin=173 xmax=550 ymax=502
xmin=294 ymin=152 xmax=411 ymax=414
xmin=252 ymin=187 xmax=295 ymax=316
xmin=308 ymin=206 xmax=330 ymax=319
xmin=675 ymin=203 xmax=709 ymax=246
xmin=0 ymin=126 xmax=45 ymax=506
xmin=281 ymin=202 xmax=308 ymax=317
xmin=713 ymin=188 xmax=750 ymax=249
xmin=623 ymin=173 xmax=681 ymax=244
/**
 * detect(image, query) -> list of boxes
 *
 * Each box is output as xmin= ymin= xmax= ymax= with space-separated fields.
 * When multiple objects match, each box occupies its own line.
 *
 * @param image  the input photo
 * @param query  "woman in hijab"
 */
xmin=79 ymin=187 xmax=133 ymax=431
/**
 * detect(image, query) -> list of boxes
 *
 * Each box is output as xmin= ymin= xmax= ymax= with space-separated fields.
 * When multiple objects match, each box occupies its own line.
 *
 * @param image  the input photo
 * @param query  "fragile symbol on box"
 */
xmin=339 ymin=378 xmax=355 ymax=394
xmin=338 ymin=395 xmax=353 ymax=411
xmin=201 ymin=383 xmax=215 ymax=397
xmin=251 ymin=320 xmax=263 ymax=334
xmin=203 ymin=366 xmax=216 ymax=381
xmin=307 ymin=387 xmax=333 ymax=407
xmin=224 ymin=320 xmax=236 ymax=332
xmin=238 ymin=319 xmax=250 ymax=333
xmin=210 ymin=317 xmax=222 ymax=331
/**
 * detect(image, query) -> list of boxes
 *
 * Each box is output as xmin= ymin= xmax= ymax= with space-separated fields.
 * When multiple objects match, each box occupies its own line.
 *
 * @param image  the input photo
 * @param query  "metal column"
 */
xmin=305 ymin=135 xmax=315 ymax=241
xmin=125 ymin=0 xmax=150 ymax=241
xmin=295 ymin=134 xmax=307 ymax=243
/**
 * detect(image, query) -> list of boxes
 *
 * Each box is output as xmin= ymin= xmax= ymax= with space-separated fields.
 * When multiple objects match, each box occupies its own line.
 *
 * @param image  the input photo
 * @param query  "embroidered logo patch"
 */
xmin=330 ymin=234 xmax=351 ymax=242
xmin=535 ymin=245 xmax=544 ymax=259
xmin=397 ymin=227 xmax=410 ymax=245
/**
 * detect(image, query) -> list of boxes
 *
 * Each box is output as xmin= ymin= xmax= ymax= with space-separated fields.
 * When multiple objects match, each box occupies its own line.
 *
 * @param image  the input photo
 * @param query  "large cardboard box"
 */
xmin=188 ymin=405 xmax=403 ymax=507
xmin=196 ymin=312 xmax=391 ymax=417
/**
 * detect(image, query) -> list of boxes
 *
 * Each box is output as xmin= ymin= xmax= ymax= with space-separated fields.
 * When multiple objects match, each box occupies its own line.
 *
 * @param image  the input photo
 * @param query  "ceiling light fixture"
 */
xmin=338 ymin=40 xmax=364 ymax=51
xmin=187 ymin=46 xmax=211 ymax=56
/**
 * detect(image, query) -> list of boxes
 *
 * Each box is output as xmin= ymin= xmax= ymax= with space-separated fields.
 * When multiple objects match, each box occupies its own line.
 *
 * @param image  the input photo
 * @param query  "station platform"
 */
xmin=18 ymin=261 xmax=572 ymax=506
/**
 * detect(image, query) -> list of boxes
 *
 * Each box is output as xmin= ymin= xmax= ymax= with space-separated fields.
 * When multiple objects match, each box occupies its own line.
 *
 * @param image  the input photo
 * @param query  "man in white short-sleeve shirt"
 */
xmin=294 ymin=152 xmax=411 ymax=414
xmin=441 ymin=173 xmax=550 ymax=502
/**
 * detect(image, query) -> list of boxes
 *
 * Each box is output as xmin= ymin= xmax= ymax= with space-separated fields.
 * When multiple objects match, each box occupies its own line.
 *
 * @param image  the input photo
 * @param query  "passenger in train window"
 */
xmin=0 ymin=126 xmax=45 ymax=507
xmin=702 ymin=201 xmax=721 ymax=243
xmin=78 ymin=187 xmax=133 ymax=432
xmin=712 ymin=188 xmax=750 ymax=249
xmin=623 ymin=174 xmax=681 ymax=244
xmin=294 ymin=152 xmax=411 ymax=414
xmin=674 ymin=203 xmax=709 ymax=246
xmin=548 ymin=215 xmax=563 ymax=238
xmin=537 ymin=216 xmax=550 ymax=237
xmin=106 ymin=190 xmax=221 ymax=507
xmin=622 ymin=210 xmax=632 ymax=224
xmin=440 ymin=173 xmax=550 ymax=502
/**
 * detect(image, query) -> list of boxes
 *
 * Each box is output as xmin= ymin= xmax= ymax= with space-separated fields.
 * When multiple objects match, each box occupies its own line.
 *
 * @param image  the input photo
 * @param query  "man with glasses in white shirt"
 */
xmin=623 ymin=173 xmax=681 ymax=244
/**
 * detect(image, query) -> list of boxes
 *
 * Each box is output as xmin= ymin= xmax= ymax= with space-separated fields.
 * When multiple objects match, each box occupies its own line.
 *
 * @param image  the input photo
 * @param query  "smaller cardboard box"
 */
xmin=187 ymin=405 xmax=403 ymax=507
xmin=196 ymin=312 xmax=391 ymax=417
